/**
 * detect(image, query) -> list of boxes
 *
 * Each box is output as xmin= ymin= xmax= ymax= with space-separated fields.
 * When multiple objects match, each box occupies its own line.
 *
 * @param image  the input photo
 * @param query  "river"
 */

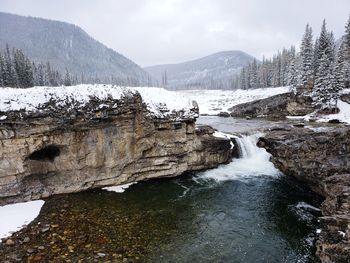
xmin=0 ymin=117 xmax=323 ymax=262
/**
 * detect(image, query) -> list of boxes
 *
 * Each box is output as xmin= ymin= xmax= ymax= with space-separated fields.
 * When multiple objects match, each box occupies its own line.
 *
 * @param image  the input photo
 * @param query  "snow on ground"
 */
xmin=132 ymin=87 xmax=195 ymax=118
xmin=0 ymin=85 xmax=197 ymax=119
xmin=0 ymin=85 xmax=132 ymax=112
xmin=317 ymin=100 xmax=350 ymax=124
xmin=287 ymin=100 xmax=350 ymax=125
xmin=0 ymin=200 xmax=44 ymax=241
xmin=103 ymin=183 xmax=136 ymax=193
xmin=178 ymin=86 xmax=290 ymax=115
xmin=0 ymin=85 xmax=289 ymax=117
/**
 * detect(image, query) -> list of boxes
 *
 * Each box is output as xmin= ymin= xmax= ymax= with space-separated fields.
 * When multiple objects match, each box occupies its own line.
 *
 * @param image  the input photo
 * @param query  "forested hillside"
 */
xmin=0 ymin=45 xmax=86 ymax=88
xmin=0 ymin=12 xmax=152 ymax=86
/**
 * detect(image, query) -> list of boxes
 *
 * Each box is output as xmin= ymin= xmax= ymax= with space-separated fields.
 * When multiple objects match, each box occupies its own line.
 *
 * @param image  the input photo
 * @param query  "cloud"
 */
xmin=0 ymin=0 xmax=349 ymax=66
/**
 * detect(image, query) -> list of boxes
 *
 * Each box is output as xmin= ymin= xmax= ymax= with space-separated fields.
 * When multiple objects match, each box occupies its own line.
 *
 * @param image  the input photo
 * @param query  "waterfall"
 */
xmin=235 ymin=133 xmax=263 ymax=159
xmin=196 ymin=133 xmax=280 ymax=182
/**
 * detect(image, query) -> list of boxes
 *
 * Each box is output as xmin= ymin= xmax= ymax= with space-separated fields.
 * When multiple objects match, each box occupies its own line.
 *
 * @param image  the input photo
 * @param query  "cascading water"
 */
xmin=197 ymin=133 xmax=281 ymax=182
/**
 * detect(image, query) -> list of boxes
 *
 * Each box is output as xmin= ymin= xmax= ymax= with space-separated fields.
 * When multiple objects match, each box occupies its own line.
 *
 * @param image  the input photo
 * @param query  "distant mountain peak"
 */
xmin=144 ymin=51 xmax=256 ymax=90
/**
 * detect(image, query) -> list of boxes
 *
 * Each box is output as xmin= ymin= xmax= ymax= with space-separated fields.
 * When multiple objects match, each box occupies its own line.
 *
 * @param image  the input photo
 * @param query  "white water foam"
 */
xmin=103 ymin=183 xmax=136 ymax=193
xmin=196 ymin=133 xmax=281 ymax=182
xmin=296 ymin=201 xmax=321 ymax=212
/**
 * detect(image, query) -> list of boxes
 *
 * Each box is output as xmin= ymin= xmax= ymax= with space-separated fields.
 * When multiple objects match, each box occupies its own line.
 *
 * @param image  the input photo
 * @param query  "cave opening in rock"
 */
xmin=28 ymin=145 xmax=60 ymax=162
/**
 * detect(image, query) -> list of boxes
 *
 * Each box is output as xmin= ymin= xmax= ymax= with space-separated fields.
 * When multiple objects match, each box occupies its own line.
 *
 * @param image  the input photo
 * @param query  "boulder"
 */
xmin=229 ymin=92 xmax=314 ymax=118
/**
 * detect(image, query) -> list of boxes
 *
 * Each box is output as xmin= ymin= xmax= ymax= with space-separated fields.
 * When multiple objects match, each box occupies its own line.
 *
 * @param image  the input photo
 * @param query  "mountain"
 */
xmin=144 ymin=51 xmax=256 ymax=90
xmin=0 ymin=12 xmax=151 ymax=85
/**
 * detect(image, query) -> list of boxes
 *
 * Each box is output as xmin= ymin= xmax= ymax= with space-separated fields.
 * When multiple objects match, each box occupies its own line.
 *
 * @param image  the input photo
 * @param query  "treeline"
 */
xmin=234 ymin=47 xmax=297 ymax=90
xmin=0 ymin=44 xmax=148 ymax=88
xmin=0 ymin=45 xmax=76 ymax=88
xmin=234 ymin=17 xmax=350 ymax=108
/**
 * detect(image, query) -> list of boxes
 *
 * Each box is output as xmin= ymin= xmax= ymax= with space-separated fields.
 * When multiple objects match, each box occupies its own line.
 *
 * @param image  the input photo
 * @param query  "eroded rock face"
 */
xmin=317 ymin=174 xmax=350 ymax=263
xmin=258 ymin=127 xmax=350 ymax=262
xmin=0 ymin=93 xmax=232 ymax=205
xmin=229 ymin=93 xmax=314 ymax=118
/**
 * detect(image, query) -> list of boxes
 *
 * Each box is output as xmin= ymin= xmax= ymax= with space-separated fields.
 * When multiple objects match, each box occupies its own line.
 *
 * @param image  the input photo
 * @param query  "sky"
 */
xmin=1 ymin=0 xmax=349 ymax=66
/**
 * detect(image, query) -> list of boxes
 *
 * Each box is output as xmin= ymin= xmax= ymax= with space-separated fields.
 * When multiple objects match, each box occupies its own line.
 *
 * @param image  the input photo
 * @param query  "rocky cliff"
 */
xmin=258 ymin=127 xmax=350 ymax=262
xmin=0 ymin=86 xmax=233 ymax=205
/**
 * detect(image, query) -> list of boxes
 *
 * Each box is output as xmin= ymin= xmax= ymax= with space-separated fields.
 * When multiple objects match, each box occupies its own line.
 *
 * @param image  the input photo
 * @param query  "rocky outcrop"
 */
xmin=318 ymin=174 xmax=350 ymax=263
xmin=0 ymin=92 xmax=233 ymax=205
xmin=258 ymin=127 xmax=350 ymax=262
xmin=229 ymin=92 xmax=314 ymax=118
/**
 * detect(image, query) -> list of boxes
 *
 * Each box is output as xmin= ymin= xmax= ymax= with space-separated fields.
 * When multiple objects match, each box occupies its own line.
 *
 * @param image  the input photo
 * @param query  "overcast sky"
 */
xmin=1 ymin=0 xmax=349 ymax=66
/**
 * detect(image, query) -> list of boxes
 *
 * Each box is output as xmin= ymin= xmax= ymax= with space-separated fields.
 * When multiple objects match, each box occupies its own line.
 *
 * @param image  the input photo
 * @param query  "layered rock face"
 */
xmin=229 ymin=92 xmax=314 ymax=118
xmin=0 ymin=92 xmax=232 ymax=205
xmin=258 ymin=127 xmax=350 ymax=262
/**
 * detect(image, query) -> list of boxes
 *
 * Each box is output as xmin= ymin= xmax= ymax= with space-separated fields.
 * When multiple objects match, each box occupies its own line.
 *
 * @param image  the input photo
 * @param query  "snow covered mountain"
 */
xmin=144 ymin=51 xmax=256 ymax=90
xmin=0 ymin=12 xmax=151 ymax=85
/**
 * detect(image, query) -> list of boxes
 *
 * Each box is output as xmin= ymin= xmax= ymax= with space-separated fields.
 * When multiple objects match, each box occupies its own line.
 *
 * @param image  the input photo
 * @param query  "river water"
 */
xmin=0 ymin=117 xmax=323 ymax=262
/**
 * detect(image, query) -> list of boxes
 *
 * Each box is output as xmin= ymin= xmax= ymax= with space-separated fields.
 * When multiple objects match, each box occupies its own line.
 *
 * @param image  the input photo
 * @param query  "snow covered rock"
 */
xmin=229 ymin=92 xmax=314 ymax=118
xmin=0 ymin=85 xmax=198 ymax=121
xmin=178 ymin=86 xmax=290 ymax=115
xmin=0 ymin=85 xmax=232 ymax=205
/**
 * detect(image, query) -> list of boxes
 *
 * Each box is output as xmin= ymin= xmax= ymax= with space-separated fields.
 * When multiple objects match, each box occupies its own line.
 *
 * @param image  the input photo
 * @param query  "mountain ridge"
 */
xmin=144 ymin=50 xmax=256 ymax=90
xmin=0 ymin=12 xmax=151 ymax=85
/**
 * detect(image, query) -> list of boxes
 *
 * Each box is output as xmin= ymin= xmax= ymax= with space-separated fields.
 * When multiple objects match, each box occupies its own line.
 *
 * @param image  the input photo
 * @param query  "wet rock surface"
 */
xmin=0 ymin=93 xmax=232 ymax=205
xmin=258 ymin=126 xmax=350 ymax=262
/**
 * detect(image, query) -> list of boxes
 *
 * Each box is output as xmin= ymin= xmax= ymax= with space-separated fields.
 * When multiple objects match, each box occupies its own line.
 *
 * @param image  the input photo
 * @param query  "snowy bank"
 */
xmin=179 ymin=86 xmax=290 ymax=115
xmin=132 ymin=87 xmax=195 ymax=118
xmin=287 ymin=100 xmax=350 ymax=125
xmin=0 ymin=85 xmax=290 ymax=118
xmin=0 ymin=85 xmax=132 ymax=112
xmin=0 ymin=85 xmax=196 ymax=119
xmin=317 ymin=100 xmax=350 ymax=124
xmin=0 ymin=200 xmax=44 ymax=241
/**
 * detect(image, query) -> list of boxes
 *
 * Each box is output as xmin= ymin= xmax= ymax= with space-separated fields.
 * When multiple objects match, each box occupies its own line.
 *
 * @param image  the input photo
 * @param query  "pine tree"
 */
xmin=13 ymin=49 xmax=34 ymax=88
xmin=333 ymin=41 xmax=347 ymax=92
xmin=313 ymin=20 xmax=336 ymax=108
xmin=24 ymin=56 xmax=34 ymax=87
xmin=36 ymin=64 xmax=45 ymax=86
xmin=280 ymin=48 xmax=290 ymax=86
xmin=3 ymin=45 xmax=17 ymax=87
xmin=249 ymin=59 xmax=258 ymax=89
xmin=272 ymin=54 xmax=281 ymax=87
xmin=0 ymin=53 xmax=4 ymax=87
xmin=297 ymin=24 xmax=314 ymax=89
xmin=64 ymin=69 xmax=72 ymax=86
xmin=286 ymin=46 xmax=297 ymax=86
xmin=345 ymin=15 xmax=350 ymax=58
xmin=343 ymin=15 xmax=350 ymax=89
xmin=239 ymin=68 xmax=246 ymax=90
